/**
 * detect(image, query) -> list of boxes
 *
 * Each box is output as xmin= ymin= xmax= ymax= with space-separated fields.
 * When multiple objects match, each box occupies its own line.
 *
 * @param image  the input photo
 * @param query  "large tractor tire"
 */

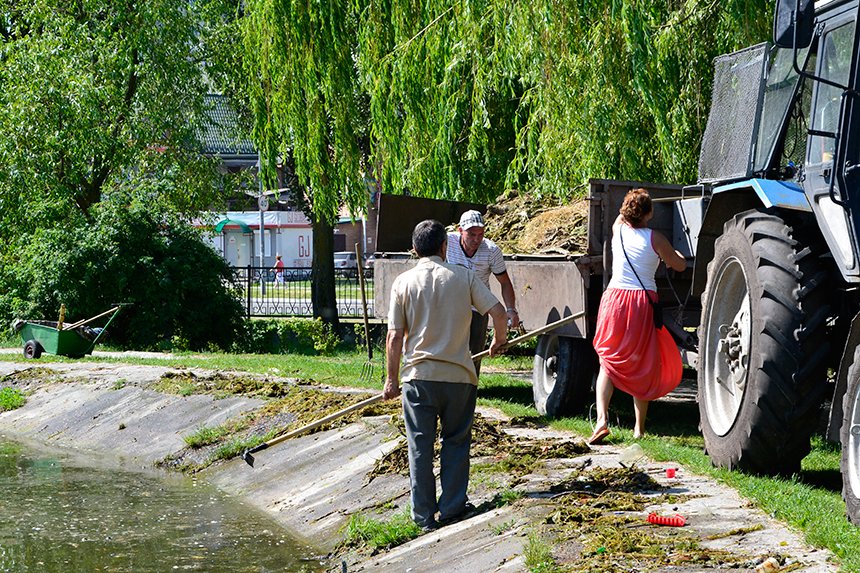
xmin=841 ymin=345 xmax=860 ymax=524
xmin=698 ymin=209 xmax=830 ymax=475
xmin=533 ymin=334 xmax=597 ymax=416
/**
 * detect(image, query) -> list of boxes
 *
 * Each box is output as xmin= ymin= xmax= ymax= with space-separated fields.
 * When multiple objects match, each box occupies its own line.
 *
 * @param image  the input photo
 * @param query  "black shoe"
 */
xmin=418 ymin=519 xmax=439 ymax=533
xmin=439 ymin=502 xmax=478 ymax=526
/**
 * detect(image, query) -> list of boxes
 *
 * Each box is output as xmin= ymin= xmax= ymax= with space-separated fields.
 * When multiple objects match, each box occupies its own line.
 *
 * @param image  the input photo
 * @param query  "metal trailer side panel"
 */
xmin=373 ymin=258 xmax=414 ymax=323
xmin=372 ymin=257 xmax=589 ymax=338
xmin=489 ymin=260 xmax=588 ymax=338
xmin=586 ymin=179 xmax=687 ymax=260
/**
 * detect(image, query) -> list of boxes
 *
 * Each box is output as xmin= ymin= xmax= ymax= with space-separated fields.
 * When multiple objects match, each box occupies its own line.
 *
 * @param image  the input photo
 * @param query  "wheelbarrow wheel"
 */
xmin=23 ymin=340 xmax=43 ymax=359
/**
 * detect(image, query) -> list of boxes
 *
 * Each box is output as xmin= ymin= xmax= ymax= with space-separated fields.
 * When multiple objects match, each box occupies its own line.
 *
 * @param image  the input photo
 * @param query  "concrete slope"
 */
xmin=0 ymin=360 xmax=843 ymax=572
xmin=205 ymin=416 xmax=409 ymax=549
xmin=0 ymin=363 xmax=261 ymax=463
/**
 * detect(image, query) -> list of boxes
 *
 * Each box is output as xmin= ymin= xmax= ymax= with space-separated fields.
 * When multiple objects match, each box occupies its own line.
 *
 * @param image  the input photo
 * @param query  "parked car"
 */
xmin=334 ymin=251 xmax=358 ymax=278
xmin=363 ymin=254 xmax=375 ymax=277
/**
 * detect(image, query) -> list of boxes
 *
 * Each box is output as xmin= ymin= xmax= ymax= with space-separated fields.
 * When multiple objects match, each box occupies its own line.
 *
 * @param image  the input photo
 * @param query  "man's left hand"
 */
xmin=488 ymin=336 xmax=506 ymax=357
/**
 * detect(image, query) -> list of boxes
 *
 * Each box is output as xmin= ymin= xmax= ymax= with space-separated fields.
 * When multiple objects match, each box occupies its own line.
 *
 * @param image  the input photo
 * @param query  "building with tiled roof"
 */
xmin=199 ymin=94 xmax=258 ymax=171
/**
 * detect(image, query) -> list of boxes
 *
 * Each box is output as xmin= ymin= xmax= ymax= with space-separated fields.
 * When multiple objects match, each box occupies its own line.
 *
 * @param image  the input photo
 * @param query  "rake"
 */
xmin=355 ymin=243 xmax=374 ymax=382
xmin=241 ymin=393 xmax=383 ymax=467
xmin=241 ymin=312 xmax=584 ymax=467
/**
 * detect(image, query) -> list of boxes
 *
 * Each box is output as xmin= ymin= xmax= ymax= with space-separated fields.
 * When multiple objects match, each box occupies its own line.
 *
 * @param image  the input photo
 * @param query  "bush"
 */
xmin=233 ymin=317 xmax=339 ymax=355
xmin=0 ymin=202 xmax=245 ymax=351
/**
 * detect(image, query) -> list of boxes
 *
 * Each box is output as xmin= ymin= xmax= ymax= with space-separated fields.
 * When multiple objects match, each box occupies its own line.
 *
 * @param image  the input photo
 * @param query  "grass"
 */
xmin=244 ymin=277 xmax=375 ymax=300
xmin=183 ymin=424 xmax=232 ymax=448
xmin=523 ymin=529 xmax=563 ymax=573
xmin=0 ymin=387 xmax=25 ymax=411
xmin=3 ymin=346 xmax=860 ymax=570
xmin=341 ymin=508 xmax=421 ymax=550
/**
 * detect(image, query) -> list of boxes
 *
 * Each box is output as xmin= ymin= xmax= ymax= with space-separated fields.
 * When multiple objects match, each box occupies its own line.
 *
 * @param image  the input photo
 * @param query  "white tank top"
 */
xmin=608 ymin=223 xmax=659 ymax=292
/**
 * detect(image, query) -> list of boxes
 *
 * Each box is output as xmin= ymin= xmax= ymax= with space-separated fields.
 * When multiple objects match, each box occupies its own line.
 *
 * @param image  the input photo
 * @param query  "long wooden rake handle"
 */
xmin=355 ymin=243 xmax=372 ymax=362
xmin=63 ymin=306 xmax=122 ymax=331
xmin=242 ymin=393 xmax=384 ymax=466
xmin=471 ymin=311 xmax=585 ymax=361
xmin=242 ymin=311 xmax=584 ymax=467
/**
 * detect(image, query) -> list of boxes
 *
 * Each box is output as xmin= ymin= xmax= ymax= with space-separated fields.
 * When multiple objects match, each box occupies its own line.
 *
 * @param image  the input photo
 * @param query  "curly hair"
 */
xmin=620 ymin=188 xmax=653 ymax=228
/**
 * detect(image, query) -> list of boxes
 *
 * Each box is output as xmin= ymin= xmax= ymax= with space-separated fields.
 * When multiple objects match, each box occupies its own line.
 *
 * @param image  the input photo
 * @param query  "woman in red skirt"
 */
xmin=588 ymin=188 xmax=687 ymax=444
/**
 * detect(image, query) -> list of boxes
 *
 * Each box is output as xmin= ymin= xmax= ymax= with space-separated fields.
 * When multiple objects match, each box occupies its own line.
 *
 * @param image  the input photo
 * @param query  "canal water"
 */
xmin=0 ymin=436 xmax=323 ymax=572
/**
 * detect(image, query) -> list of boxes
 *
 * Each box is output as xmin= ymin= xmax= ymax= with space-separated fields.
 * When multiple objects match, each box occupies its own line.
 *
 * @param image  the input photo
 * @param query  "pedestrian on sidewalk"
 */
xmin=384 ymin=219 xmax=508 ymax=531
xmin=273 ymin=255 xmax=285 ymax=284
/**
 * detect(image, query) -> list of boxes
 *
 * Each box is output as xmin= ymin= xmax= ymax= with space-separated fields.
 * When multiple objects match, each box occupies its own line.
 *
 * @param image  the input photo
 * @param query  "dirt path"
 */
xmin=0 ymin=358 xmax=841 ymax=572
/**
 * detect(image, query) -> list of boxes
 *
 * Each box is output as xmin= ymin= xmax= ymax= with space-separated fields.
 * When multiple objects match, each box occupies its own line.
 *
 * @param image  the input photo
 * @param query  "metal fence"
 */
xmin=231 ymin=266 xmax=374 ymax=318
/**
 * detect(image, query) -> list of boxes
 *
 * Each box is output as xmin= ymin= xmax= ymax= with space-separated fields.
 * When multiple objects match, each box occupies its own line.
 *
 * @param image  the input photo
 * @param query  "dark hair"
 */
xmin=620 ymin=188 xmax=653 ymax=228
xmin=412 ymin=219 xmax=447 ymax=257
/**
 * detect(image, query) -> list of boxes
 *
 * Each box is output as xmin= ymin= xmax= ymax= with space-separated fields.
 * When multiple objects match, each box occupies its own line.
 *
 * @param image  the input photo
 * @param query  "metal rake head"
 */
xmin=359 ymin=360 xmax=374 ymax=383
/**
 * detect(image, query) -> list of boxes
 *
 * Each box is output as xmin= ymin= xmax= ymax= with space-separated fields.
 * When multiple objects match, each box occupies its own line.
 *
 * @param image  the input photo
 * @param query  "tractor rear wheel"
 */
xmin=533 ymin=334 xmax=597 ymax=416
xmin=698 ymin=209 xmax=830 ymax=475
xmin=841 ymin=345 xmax=860 ymax=524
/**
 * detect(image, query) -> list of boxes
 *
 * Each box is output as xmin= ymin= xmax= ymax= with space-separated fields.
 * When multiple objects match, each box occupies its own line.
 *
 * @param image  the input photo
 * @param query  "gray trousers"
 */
xmin=469 ymin=310 xmax=489 ymax=377
xmin=402 ymin=379 xmax=477 ymax=527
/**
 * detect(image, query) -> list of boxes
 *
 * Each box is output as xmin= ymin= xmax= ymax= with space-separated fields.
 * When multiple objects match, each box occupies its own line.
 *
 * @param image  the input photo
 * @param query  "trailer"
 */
xmin=373 ymin=179 xmax=697 ymax=416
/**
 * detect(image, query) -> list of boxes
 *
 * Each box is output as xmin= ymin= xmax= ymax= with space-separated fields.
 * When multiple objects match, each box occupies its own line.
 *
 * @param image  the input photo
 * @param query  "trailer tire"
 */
xmin=698 ymin=209 xmax=830 ymax=475
xmin=533 ymin=334 xmax=597 ymax=417
xmin=23 ymin=340 xmax=43 ymax=359
xmin=841 ymin=345 xmax=860 ymax=524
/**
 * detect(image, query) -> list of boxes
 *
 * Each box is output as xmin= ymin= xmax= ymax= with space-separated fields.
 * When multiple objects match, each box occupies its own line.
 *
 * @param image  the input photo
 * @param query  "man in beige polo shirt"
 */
xmin=384 ymin=219 xmax=507 ymax=531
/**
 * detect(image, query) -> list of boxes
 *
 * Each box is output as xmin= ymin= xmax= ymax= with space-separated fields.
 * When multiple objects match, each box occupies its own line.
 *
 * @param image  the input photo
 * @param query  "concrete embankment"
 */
xmin=0 ymin=360 xmax=840 ymax=572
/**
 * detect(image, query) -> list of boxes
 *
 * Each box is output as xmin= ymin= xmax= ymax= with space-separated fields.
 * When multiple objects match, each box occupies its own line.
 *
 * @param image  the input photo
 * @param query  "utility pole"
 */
xmin=248 ymin=161 xmax=291 ymax=298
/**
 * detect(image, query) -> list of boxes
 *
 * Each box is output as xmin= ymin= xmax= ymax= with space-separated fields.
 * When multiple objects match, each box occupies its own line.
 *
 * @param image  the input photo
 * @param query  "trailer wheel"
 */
xmin=23 ymin=340 xmax=43 ymax=359
xmin=533 ymin=334 xmax=597 ymax=417
xmin=841 ymin=345 xmax=860 ymax=524
xmin=698 ymin=209 xmax=830 ymax=475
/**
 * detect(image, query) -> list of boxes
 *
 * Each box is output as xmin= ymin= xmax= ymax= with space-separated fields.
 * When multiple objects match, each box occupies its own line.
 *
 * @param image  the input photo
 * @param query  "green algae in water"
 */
xmin=0 ymin=438 xmax=322 ymax=572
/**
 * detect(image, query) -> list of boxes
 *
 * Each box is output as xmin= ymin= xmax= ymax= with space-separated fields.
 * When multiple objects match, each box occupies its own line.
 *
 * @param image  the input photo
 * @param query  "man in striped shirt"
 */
xmin=447 ymin=210 xmax=520 ymax=375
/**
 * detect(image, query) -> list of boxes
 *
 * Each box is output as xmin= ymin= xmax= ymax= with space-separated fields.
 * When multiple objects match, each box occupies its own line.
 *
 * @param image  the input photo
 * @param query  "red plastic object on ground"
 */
xmin=647 ymin=513 xmax=686 ymax=527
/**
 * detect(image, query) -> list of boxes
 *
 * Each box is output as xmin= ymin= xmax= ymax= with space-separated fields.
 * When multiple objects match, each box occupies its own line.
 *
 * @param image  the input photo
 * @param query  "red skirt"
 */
xmin=593 ymin=288 xmax=682 ymax=401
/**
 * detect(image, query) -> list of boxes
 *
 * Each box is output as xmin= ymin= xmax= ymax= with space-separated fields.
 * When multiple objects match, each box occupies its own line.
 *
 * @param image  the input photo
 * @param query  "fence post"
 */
xmin=246 ymin=265 xmax=252 ymax=318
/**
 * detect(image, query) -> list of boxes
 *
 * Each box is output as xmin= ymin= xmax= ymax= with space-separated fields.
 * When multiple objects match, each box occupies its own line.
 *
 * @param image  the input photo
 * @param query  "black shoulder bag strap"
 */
xmin=618 ymin=225 xmax=663 ymax=329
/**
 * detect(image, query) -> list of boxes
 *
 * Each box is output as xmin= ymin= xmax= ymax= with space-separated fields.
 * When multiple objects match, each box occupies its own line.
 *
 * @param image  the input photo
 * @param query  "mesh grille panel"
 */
xmin=698 ymin=43 xmax=769 ymax=183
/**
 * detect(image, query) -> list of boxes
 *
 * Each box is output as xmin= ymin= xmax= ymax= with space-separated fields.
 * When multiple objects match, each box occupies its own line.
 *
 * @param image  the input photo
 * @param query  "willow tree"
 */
xmin=357 ymin=0 xmax=518 ymax=203
xmin=242 ymin=0 xmax=370 ymax=324
xmin=358 ymin=0 xmax=772 ymax=201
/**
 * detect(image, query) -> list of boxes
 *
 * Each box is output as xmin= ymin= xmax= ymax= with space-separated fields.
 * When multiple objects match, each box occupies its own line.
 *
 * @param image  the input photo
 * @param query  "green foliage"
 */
xmin=523 ymin=529 xmax=562 ymax=573
xmin=0 ymin=201 xmax=245 ymax=351
xmin=234 ymin=318 xmax=340 ymax=355
xmin=0 ymin=0 xmax=231 ymax=237
xmin=358 ymin=0 xmax=519 ymax=202
xmin=183 ymin=425 xmax=233 ymax=448
xmin=0 ymin=387 xmax=25 ymax=411
xmin=495 ymin=488 xmax=524 ymax=507
xmin=342 ymin=509 xmax=421 ymax=549
xmin=212 ymin=436 xmax=256 ymax=462
xmin=241 ymin=0 xmax=368 ymax=225
xmin=360 ymin=0 xmax=773 ymax=200
xmin=243 ymin=1 xmax=774 ymax=208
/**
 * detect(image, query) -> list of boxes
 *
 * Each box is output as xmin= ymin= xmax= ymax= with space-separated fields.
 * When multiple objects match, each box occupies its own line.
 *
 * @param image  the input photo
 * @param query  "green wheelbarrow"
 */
xmin=14 ymin=305 xmax=125 ymax=359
